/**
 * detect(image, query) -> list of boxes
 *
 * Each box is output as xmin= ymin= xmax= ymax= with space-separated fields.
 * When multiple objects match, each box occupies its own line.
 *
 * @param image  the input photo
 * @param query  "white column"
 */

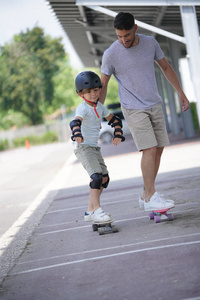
xmin=180 ymin=5 xmax=200 ymax=126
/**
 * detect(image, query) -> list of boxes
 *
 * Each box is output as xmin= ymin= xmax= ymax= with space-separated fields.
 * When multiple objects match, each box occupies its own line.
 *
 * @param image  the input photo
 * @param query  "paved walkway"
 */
xmin=0 ymin=135 xmax=200 ymax=300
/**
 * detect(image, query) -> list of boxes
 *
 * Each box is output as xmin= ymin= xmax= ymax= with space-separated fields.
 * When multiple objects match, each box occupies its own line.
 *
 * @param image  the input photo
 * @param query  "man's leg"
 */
xmin=141 ymin=146 xmax=164 ymax=201
xmin=154 ymin=146 xmax=164 ymax=179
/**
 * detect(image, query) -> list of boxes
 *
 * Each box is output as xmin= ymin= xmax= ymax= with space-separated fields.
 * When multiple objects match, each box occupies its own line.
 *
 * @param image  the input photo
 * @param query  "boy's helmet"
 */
xmin=75 ymin=71 xmax=102 ymax=93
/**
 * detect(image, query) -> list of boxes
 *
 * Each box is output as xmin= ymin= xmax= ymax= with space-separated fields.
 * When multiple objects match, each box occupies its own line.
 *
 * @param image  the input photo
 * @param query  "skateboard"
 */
xmin=148 ymin=208 xmax=174 ymax=223
xmin=92 ymin=219 xmax=118 ymax=235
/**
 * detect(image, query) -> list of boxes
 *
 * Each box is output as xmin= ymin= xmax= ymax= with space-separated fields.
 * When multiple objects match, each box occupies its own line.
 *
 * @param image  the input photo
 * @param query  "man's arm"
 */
xmin=156 ymin=57 xmax=189 ymax=112
xmin=99 ymin=74 xmax=111 ymax=104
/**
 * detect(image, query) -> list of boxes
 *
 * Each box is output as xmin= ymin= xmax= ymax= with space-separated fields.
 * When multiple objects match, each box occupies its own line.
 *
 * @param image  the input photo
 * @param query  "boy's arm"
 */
xmin=99 ymin=74 xmax=111 ymax=104
xmin=106 ymin=113 xmax=125 ymax=146
xmin=69 ymin=116 xmax=84 ymax=145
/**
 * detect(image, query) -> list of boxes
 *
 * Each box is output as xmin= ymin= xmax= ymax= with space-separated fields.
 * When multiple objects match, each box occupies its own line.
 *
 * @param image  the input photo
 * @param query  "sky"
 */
xmin=0 ymin=0 xmax=83 ymax=68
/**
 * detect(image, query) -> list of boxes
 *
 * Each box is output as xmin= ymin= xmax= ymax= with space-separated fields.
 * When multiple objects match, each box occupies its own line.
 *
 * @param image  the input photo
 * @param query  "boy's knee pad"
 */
xmin=90 ymin=173 xmax=103 ymax=190
xmin=102 ymin=174 xmax=110 ymax=188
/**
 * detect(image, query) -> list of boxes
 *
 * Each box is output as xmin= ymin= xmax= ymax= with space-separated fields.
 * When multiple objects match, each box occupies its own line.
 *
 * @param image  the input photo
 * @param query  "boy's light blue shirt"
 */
xmin=75 ymin=101 xmax=110 ymax=147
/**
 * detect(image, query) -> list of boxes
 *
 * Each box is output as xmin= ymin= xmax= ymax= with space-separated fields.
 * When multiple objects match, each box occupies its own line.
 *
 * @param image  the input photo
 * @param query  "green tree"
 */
xmin=0 ymin=27 xmax=65 ymax=125
xmin=50 ymin=57 xmax=77 ymax=114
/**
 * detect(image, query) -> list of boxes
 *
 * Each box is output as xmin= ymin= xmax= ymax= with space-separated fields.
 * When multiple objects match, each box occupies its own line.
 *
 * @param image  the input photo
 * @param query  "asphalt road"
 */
xmin=0 ymin=132 xmax=200 ymax=299
xmin=0 ymin=132 xmax=197 ymax=239
xmin=0 ymin=142 xmax=73 ymax=238
xmin=0 ymin=135 xmax=136 ymax=238
xmin=0 ymin=134 xmax=199 ymax=300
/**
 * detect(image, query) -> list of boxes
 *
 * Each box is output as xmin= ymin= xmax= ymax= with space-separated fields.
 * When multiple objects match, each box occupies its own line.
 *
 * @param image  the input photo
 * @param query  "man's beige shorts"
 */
xmin=122 ymin=103 xmax=170 ymax=151
xmin=74 ymin=144 xmax=108 ymax=177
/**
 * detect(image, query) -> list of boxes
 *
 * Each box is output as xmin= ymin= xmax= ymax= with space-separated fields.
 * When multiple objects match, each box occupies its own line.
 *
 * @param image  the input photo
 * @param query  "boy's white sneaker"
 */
xmin=84 ymin=212 xmax=93 ymax=222
xmin=139 ymin=194 xmax=174 ymax=210
xmin=144 ymin=192 xmax=175 ymax=212
xmin=92 ymin=207 xmax=111 ymax=223
xmin=84 ymin=210 xmax=111 ymax=222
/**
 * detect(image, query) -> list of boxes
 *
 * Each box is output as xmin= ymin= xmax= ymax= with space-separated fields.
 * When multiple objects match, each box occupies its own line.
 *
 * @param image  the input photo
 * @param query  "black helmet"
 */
xmin=75 ymin=71 xmax=102 ymax=93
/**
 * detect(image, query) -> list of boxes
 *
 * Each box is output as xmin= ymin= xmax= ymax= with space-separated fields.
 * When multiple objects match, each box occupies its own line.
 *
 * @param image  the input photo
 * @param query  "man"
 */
xmin=100 ymin=12 xmax=189 ymax=211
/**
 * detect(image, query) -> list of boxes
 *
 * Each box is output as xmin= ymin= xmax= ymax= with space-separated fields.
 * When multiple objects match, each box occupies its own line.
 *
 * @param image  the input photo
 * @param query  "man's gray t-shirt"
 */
xmin=75 ymin=101 xmax=110 ymax=147
xmin=101 ymin=34 xmax=165 ymax=110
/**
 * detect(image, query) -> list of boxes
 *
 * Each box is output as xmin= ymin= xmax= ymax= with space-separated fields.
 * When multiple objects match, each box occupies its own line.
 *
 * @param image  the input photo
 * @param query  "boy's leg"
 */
xmin=87 ymin=176 xmax=107 ymax=212
xmin=88 ymin=188 xmax=101 ymax=211
xmin=75 ymin=145 xmax=111 ymax=221
xmin=89 ymin=172 xmax=111 ymax=222
xmin=84 ymin=173 xmax=102 ymax=221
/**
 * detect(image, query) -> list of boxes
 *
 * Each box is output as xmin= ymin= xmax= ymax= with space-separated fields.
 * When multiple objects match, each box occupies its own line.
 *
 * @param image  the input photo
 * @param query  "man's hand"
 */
xmin=179 ymin=93 xmax=190 ymax=112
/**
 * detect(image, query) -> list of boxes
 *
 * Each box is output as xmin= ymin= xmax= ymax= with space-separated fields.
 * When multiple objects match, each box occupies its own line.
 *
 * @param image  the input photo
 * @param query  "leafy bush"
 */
xmin=12 ymin=137 xmax=27 ymax=148
xmin=190 ymin=102 xmax=199 ymax=130
xmin=12 ymin=131 xmax=58 ymax=148
xmin=0 ymin=110 xmax=31 ymax=130
xmin=41 ymin=131 xmax=58 ymax=143
xmin=0 ymin=139 xmax=9 ymax=151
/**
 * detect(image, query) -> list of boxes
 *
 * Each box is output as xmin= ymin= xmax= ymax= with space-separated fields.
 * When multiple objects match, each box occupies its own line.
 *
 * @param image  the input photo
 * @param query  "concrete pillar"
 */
xmin=164 ymin=79 xmax=181 ymax=135
xmin=180 ymin=6 xmax=200 ymax=126
xmin=155 ymin=69 xmax=171 ymax=133
xmin=167 ymin=38 xmax=195 ymax=138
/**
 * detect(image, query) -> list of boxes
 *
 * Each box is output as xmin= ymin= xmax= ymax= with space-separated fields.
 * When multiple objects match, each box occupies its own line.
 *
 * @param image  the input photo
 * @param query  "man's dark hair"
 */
xmin=114 ymin=12 xmax=135 ymax=30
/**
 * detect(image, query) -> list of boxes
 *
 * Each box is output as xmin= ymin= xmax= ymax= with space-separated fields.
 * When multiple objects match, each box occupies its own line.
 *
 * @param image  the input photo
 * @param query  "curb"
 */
xmin=0 ymin=153 xmax=76 ymax=284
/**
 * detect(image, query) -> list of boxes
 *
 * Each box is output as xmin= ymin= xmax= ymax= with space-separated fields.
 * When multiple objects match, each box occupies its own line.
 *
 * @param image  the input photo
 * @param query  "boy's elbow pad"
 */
xmin=70 ymin=119 xmax=82 ymax=130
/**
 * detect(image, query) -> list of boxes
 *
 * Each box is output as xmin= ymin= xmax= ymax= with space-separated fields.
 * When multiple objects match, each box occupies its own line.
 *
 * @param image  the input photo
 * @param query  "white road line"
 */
xmin=38 ymin=216 xmax=146 ymax=235
xmin=183 ymin=297 xmax=200 ymax=300
xmin=46 ymin=201 xmax=199 ymax=215
xmin=47 ymin=198 xmax=132 ymax=214
xmin=47 ymin=205 xmax=87 ymax=214
xmin=39 ymin=205 xmax=199 ymax=230
xmin=18 ymin=232 xmax=200 ymax=265
xmin=13 ymin=240 xmax=200 ymax=275
xmin=38 ymin=208 xmax=199 ymax=235
xmin=38 ymin=224 xmax=91 ymax=234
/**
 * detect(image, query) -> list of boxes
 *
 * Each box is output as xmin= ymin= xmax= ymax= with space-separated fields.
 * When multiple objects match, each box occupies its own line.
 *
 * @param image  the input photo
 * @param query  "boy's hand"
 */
xmin=74 ymin=136 xmax=84 ymax=144
xmin=112 ymin=137 xmax=122 ymax=146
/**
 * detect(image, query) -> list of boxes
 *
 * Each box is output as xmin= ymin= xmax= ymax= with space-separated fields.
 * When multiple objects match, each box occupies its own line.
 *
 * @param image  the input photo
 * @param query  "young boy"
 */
xmin=70 ymin=71 xmax=125 ymax=223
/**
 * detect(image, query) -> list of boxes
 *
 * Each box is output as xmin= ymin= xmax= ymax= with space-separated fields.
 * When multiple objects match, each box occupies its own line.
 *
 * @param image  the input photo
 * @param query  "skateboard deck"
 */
xmin=148 ymin=208 xmax=174 ymax=223
xmin=92 ymin=219 xmax=118 ymax=235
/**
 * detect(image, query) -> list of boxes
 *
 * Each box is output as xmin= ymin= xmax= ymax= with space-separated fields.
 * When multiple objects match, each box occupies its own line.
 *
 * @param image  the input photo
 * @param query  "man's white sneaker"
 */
xmin=92 ymin=207 xmax=111 ymax=223
xmin=144 ymin=192 xmax=175 ymax=212
xmin=139 ymin=194 xmax=174 ymax=210
xmin=139 ymin=197 xmax=144 ymax=209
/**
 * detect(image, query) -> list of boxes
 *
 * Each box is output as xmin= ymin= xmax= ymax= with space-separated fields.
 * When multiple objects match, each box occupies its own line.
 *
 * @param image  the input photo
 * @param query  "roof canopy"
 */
xmin=47 ymin=1 xmax=200 ymax=67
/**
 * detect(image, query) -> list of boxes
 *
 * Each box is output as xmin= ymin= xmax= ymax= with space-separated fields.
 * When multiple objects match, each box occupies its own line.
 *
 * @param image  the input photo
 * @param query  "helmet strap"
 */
xmin=80 ymin=95 xmax=100 ymax=118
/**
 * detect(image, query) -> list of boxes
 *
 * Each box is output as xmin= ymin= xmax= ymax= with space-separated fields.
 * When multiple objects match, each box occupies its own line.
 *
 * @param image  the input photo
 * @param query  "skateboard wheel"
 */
xmin=98 ymin=228 xmax=105 ymax=235
xmin=149 ymin=212 xmax=154 ymax=220
xmin=112 ymin=226 xmax=118 ymax=233
xmin=154 ymin=215 xmax=161 ymax=223
xmin=167 ymin=214 xmax=174 ymax=221
xmin=92 ymin=224 xmax=98 ymax=231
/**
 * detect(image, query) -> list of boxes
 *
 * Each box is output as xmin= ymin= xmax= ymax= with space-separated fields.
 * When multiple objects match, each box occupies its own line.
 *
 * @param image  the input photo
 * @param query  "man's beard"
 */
xmin=122 ymin=35 xmax=136 ymax=48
